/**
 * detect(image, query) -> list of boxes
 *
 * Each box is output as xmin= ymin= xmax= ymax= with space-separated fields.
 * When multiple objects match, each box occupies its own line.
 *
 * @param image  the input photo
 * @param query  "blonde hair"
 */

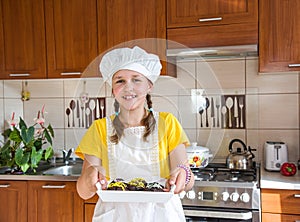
xmin=110 ymin=94 xmax=155 ymax=143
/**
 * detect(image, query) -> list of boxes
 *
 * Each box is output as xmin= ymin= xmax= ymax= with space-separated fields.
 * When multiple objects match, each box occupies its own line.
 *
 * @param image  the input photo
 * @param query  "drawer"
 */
xmin=262 ymin=189 xmax=300 ymax=215
xmin=262 ymin=213 xmax=300 ymax=222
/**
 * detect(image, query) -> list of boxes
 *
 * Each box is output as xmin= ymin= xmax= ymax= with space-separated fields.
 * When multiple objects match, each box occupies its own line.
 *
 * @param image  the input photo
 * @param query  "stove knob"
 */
xmin=240 ymin=193 xmax=250 ymax=203
xmin=179 ymin=191 xmax=186 ymax=199
xmin=221 ymin=192 xmax=230 ymax=201
xmin=186 ymin=190 xmax=196 ymax=200
xmin=230 ymin=192 xmax=239 ymax=202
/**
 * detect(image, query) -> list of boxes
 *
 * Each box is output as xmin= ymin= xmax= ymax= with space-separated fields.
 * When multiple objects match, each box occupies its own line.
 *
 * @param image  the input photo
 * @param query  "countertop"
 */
xmin=0 ymin=159 xmax=81 ymax=182
xmin=260 ymin=167 xmax=300 ymax=190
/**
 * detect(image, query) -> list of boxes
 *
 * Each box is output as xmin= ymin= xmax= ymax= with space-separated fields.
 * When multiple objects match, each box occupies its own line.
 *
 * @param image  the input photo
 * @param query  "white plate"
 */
xmin=95 ymin=182 xmax=175 ymax=203
xmin=97 ymin=190 xmax=173 ymax=203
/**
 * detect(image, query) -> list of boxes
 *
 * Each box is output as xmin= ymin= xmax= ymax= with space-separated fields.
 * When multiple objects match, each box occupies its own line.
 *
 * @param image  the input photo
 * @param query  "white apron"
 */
xmin=92 ymin=112 xmax=185 ymax=222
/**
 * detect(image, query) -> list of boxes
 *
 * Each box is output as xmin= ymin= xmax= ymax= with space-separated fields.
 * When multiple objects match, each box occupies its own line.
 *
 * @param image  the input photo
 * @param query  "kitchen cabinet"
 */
xmin=0 ymin=0 xmax=47 ymax=79
xmin=0 ymin=180 xmax=27 ymax=222
xmin=259 ymin=0 xmax=300 ymax=73
xmin=167 ymin=0 xmax=258 ymax=48
xmin=84 ymin=195 xmax=98 ymax=222
xmin=97 ymin=0 xmax=174 ymax=77
xmin=28 ymin=181 xmax=84 ymax=222
xmin=45 ymin=0 xmax=99 ymax=78
xmin=0 ymin=0 xmax=98 ymax=80
xmin=261 ymin=188 xmax=300 ymax=222
xmin=0 ymin=180 xmax=83 ymax=222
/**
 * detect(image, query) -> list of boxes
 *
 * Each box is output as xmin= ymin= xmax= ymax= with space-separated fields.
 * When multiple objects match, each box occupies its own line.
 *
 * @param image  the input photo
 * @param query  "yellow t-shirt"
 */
xmin=75 ymin=112 xmax=190 ymax=179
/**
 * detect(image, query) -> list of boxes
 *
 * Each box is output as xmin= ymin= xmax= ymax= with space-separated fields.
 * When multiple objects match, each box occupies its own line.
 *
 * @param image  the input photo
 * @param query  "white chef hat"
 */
xmin=99 ymin=46 xmax=162 ymax=86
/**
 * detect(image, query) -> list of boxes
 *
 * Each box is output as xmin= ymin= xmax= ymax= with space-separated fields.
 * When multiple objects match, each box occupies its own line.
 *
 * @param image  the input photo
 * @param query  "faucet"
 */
xmin=62 ymin=148 xmax=74 ymax=165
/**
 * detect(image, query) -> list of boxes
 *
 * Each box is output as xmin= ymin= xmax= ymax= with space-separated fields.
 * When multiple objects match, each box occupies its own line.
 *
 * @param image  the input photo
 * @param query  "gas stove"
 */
xmin=181 ymin=163 xmax=261 ymax=221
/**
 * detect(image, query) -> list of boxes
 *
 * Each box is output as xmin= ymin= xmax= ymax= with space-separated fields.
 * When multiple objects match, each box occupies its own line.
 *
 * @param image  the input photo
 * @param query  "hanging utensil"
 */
xmin=221 ymin=106 xmax=227 ymax=128
xmin=210 ymin=97 xmax=215 ymax=127
xmin=76 ymin=100 xmax=80 ymax=127
xmin=239 ymin=97 xmax=244 ymax=128
xmin=205 ymin=97 xmax=210 ymax=127
xmin=215 ymin=97 xmax=220 ymax=127
xmin=225 ymin=97 xmax=233 ymax=128
xmin=96 ymin=98 xmax=100 ymax=119
xmin=100 ymin=99 xmax=105 ymax=118
xmin=198 ymin=106 xmax=204 ymax=127
xmin=85 ymin=107 xmax=91 ymax=128
xmin=80 ymin=80 xmax=89 ymax=104
xmin=234 ymin=96 xmax=239 ymax=128
xmin=21 ymin=81 xmax=30 ymax=101
xmin=66 ymin=108 xmax=71 ymax=127
xmin=70 ymin=100 xmax=76 ymax=127
xmin=89 ymin=99 xmax=96 ymax=122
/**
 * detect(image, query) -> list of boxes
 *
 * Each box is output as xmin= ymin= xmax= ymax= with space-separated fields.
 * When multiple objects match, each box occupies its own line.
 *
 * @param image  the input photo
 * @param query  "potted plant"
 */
xmin=0 ymin=105 xmax=54 ymax=174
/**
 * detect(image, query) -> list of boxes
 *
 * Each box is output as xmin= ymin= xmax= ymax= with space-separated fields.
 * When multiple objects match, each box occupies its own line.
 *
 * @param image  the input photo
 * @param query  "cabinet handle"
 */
xmin=288 ymin=64 xmax=300 ymax=68
xmin=42 ymin=185 xmax=66 ymax=189
xmin=0 ymin=184 xmax=10 ymax=188
xmin=199 ymin=17 xmax=222 ymax=22
xmin=294 ymin=194 xmax=300 ymax=198
xmin=9 ymin=73 xmax=30 ymax=77
xmin=60 ymin=72 xmax=81 ymax=76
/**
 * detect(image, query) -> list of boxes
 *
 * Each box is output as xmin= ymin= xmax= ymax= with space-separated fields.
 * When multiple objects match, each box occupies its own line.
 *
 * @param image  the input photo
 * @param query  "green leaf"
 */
xmin=47 ymin=124 xmax=54 ymax=138
xmin=44 ymin=130 xmax=52 ymax=145
xmin=19 ymin=117 xmax=27 ymax=129
xmin=15 ymin=148 xmax=30 ymax=166
xmin=21 ymin=126 xmax=34 ymax=144
xmin=44 ymin=147 xmax=54 ymax=160
xmin=30 ymin=147 xmax=43 ymax=169
xmin=33 ymin=138 xmax=43 ymax=150
xmin=20 ymin=163 xmax=30 ymax=173
xmin=2 ymin=128 xmax=12 ymax=138
xmin=9 ymin=128 xmax=22 ymax=143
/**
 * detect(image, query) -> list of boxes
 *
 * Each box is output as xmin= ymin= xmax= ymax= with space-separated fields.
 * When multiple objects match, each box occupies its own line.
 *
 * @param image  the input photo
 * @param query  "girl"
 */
xmin=76 ymin=46 xmax=194 ymax=221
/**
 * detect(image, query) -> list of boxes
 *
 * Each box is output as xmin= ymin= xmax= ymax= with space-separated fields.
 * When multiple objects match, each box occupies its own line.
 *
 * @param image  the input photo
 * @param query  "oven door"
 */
xmin=184 ymin=206 xmax=260 ymax=222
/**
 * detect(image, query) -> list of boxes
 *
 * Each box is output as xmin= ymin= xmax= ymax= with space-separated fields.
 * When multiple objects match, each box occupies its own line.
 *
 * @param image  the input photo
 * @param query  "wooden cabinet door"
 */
xmin=27 ymin=181 xmax=84 ymax=222
xmin=261 ymin=189 xmax=300 ymax=215
xmin=259 ymin=0 xmax=300 ymax=72
xmin=0 ymin=181 xmax=27 ymax=222
xmin=84 ymin=203 xmax=96 ymax=222
xmin=0 ymin=0 xmax=47 ymax=79
xmin=167 ymin=0 xmax=258 ymax=48
xmin=262 ymin=213 xmax=300 ymax=222
xmin=97 ymin=0 xmax=171 ymax=76
xmin=45 ymin=0 xmax=99 ymax=78
xmin=167 ymin=0 xmax=258 ymax=28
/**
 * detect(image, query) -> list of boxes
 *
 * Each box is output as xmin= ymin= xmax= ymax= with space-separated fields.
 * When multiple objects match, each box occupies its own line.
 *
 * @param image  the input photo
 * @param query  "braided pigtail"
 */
xmin=110 ymin=99 xmax=124 ymax=144
xmin=141 ymin=94 xmax=156 ymax=141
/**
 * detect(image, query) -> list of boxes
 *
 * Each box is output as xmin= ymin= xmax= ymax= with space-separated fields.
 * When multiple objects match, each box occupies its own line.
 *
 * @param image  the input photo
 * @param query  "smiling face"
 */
xmin=112 ymin=70 xmax=153 ymax=112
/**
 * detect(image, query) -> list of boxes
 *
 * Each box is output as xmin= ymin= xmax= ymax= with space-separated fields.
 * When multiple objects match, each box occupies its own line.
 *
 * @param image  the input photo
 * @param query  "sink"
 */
xmin=42 ymin=164 xmax=82 ymax=176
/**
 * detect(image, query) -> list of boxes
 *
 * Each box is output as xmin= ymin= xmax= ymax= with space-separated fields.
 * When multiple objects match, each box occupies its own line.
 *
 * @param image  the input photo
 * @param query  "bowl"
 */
xmin=187 ymin=144 xmax=213 ymax=168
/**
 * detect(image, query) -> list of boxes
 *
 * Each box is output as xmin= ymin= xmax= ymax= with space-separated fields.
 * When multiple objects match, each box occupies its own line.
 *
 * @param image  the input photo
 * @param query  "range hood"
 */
xmin=166 ymin=44 xmax=257 ymax=58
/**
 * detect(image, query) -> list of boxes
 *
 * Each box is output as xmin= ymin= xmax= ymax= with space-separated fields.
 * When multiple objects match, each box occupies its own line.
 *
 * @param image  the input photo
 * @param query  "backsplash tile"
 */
xmin=258 ymin=94 xmax=298 ymax=129
xmin=23 ymin=79 xmax=64 ymax=98
xmin=246 ymin=58 xmax=299 ymax=94
xmin=23 ymin=99 xmax=64 ymax=128
xmin=0 ymin=56 xmax=299 ymax=162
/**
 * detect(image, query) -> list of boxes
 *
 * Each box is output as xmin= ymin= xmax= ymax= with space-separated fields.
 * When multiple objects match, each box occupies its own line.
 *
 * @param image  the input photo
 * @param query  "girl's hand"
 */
xmin=165 ymin=167 xmax=186 ymax=194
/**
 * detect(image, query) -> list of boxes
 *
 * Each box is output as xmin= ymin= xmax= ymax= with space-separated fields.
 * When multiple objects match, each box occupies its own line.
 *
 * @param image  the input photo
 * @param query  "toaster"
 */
xmin=264 ymin=141 xmax=288 ymax=171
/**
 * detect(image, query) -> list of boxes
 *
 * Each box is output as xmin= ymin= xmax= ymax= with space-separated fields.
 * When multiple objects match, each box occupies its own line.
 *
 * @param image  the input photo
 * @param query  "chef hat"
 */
xmin=99 ymin=46 xmax=162 ymax=86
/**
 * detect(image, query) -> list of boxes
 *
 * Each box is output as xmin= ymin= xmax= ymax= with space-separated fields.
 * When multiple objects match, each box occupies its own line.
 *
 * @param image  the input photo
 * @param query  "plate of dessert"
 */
xmin=96 ymin=178 xmax=175 ymax=203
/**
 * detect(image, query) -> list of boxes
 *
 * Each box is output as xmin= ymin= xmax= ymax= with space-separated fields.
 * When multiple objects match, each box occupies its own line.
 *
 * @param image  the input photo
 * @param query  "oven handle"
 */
xmin=184 ymin=209 xmax=252 ymax=220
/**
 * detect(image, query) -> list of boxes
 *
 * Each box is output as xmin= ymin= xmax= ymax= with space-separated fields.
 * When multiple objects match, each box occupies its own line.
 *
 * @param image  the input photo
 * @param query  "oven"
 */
xmin=180 ymin=163 xmax=261 ymax=222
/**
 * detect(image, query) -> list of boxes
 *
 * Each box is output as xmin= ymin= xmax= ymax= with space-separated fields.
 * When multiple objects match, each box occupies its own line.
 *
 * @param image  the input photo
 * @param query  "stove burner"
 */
xmin=191 ymin=164 xmax=257 ymax=182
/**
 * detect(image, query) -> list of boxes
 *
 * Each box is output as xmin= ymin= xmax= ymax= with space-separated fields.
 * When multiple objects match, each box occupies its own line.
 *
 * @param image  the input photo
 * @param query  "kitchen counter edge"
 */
xmin=0 ymin=174 xmax=79 ymax=181
xmin=260 ymin=167 xmax=300 ymax=190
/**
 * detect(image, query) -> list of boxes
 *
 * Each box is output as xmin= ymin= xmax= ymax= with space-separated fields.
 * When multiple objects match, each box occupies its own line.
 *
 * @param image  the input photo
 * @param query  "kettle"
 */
xmin=226 ymin=139 xmax=255 ymax=170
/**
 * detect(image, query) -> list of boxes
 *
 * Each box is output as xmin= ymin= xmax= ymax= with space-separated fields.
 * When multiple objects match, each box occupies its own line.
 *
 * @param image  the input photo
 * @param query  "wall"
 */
xmin=0 ymin=57 xmax=299 ymax=163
